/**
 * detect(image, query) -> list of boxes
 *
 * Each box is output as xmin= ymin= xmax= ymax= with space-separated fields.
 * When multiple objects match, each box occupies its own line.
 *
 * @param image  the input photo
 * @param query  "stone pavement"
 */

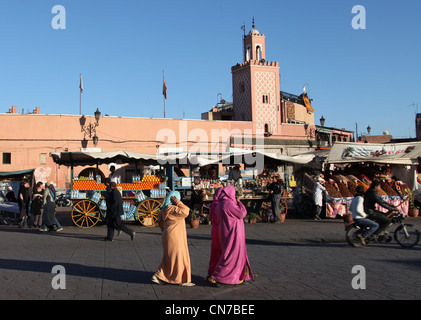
xmin=1 ymin=209 xmax=421 ymax=305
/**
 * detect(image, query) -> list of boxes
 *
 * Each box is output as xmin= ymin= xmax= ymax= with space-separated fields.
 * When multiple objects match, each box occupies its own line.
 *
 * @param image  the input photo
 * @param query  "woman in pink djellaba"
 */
xmin=208 ymin=185 xmax=254 ymax=285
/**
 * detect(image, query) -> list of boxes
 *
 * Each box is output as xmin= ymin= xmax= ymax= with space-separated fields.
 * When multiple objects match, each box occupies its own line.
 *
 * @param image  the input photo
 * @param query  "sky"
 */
xmin=0 ymin=0 xmax=420 ymax=139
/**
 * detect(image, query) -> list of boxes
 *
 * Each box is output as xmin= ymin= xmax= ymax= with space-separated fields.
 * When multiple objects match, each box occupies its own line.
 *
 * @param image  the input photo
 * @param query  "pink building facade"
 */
xmin=0 ymin=23 xmax=316 ymax=189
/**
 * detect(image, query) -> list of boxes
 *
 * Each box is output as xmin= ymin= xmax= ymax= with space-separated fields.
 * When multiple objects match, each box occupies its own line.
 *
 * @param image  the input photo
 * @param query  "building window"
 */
xmin=2 ymin=152 xmax=11 ymax=164
xmin=240 ymin=83 xmax=245 ymax=93
xmin=262 ymin=94 xmax=269 ymax=104
xmin=256 ymin=46 xmax=262 ymax=61
xmin=40 ymin=153 xmax=47 ymax=165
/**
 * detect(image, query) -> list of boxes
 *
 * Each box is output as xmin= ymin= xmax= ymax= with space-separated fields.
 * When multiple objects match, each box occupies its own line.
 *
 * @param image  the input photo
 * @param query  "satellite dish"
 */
xmin=383 ymin=130 xmax=389 ymax=135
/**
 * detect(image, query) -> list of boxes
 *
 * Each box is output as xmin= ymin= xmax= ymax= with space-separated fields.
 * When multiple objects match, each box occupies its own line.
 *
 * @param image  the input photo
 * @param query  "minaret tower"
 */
xmin=232 ymin=19 xmax=280 ymax=135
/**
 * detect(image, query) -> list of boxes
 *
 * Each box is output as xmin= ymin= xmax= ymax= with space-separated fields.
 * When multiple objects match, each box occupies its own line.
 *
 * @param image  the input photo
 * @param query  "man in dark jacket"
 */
xmin=364 ymin=180 xmax=396 ymax=235
xmin=18 ymin=180 xmax=30 ymax=228
xmin=104 ymin=182 xmax=135 ymax=241
xmin=267 ymin=176 xmax=283 ymax=223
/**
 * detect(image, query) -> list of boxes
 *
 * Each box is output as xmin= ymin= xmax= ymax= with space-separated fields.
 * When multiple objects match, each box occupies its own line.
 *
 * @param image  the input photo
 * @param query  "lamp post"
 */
xmin=94 ymin=108 xmax=101 ymax=123
xmin=320 ymin=115 xmax=325 ymax=126
xmin=81 ymin=108 xmax=101 ymax=146
xmin=367 ymin=125 xmax=371 ymax=135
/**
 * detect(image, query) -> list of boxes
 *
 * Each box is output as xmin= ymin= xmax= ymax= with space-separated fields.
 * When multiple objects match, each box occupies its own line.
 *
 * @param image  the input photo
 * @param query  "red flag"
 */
xmin=162 ymin=76 xmax=167 ymax=99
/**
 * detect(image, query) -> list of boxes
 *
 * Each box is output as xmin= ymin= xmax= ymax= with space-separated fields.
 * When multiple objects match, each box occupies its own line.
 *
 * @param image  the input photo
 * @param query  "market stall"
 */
xmin=188 ymin=150 xmax=316 ymax=222
xmin=321 ymin=142 xmax=421 ymax=218
xmin=50 ymin=151 xmax=186 ymax=228
xmin=0 ymin=169 xmax=35 ymax=221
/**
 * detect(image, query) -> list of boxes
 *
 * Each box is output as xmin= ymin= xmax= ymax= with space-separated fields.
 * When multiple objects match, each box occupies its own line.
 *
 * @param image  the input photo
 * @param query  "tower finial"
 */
xmin=252 ymin=17 xmax=255 ymax=29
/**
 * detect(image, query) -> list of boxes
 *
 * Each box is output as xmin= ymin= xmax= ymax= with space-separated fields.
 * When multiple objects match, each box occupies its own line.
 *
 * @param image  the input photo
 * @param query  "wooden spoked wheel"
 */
xmin=201 ymin=202 xmax=210 ymax=215
xmin=280 ymin=200 xmax=288 ymax=215
xmin=137 ymin=198 xmax=162 ymax=227
xmin=260 ymin=201 xmax=271 ymax=222
xmin=72 ymin=200 xmax=101 ymax=228
xmin=260 ymin=199 xmax=288 ymax=222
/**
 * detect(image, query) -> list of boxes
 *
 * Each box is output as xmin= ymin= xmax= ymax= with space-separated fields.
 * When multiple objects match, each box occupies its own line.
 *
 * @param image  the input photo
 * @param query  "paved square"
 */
xmin=1 ymin=211 xmax=420 ymax=301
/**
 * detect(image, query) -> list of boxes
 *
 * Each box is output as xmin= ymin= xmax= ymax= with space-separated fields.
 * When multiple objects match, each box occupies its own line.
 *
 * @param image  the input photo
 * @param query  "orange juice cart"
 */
xmin=50 ymin=151 xmax=173 ymax=228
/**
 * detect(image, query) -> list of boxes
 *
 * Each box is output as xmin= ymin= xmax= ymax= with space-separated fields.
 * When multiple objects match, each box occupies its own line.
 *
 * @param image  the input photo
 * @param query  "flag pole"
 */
xmin=79 ymin=74 xmax=83 ymax=115
xmin=163 ymin=70 xmax=166 ymax=118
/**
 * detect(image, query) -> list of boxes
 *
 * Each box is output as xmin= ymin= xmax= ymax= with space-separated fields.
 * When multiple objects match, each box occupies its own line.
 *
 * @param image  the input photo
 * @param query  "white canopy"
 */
xmin=188 ymin=149 xmax=316 ymax=167
xmin=326 ymin=142 xmax=421 ymax=165
xmin=51 ymin=149 xmax=316 ymax=167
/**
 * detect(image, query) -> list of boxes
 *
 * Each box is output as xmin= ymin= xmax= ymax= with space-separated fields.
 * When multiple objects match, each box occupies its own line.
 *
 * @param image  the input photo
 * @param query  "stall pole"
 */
xmin=166 ymin=165 xmax=175 ymax=191
xmin=70 ymin=165 xmax=74 ymax=190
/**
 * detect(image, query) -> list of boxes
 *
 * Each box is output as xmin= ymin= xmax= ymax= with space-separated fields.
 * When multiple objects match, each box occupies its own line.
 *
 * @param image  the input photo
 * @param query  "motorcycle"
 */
xmin=346 ymin=210 xmax=420 ymax=248
xmin=55 ymin=193 xmax=72 ymax=207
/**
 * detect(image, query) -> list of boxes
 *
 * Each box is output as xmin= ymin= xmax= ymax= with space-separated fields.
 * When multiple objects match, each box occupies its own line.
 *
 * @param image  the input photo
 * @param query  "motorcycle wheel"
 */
xmin=345 ymin=224 xmax=364 ymax=247
xmin=394 ymin=225 xmax=420 ymax=248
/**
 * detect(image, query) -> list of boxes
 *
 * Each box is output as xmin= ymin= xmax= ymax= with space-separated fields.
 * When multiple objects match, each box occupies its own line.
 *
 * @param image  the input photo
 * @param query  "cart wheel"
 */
xmin=196 ymin=202 xmax=211 ymax=223
xmin=260 ymin=201 xmax=272 ymax=222
xmin=201 ymin=202 xmax=210 ymax=215
xmin=280 ymin=200 xmax=288 ymax=215
xmin=72 ymin=200 xmax=101 ymax=228
xmin=260 ymin=200 xmax=288 ymax=221
xmin=137 ymin=198 xmax=162 ymax=227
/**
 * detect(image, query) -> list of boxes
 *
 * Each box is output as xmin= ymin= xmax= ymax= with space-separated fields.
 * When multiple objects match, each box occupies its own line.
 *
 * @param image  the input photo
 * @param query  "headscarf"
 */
xmin=161 ymin=191 xmax=181 ymax=209
xmin=219 ymin=185 xmax=237 ymax=202
xmin=46 ymin=182 xmax=56 ymax=201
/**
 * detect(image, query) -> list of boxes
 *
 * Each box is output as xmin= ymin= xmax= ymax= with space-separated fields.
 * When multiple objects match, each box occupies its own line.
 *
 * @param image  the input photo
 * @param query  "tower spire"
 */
xmin=252 ymin=17 xmax=255 ymax=29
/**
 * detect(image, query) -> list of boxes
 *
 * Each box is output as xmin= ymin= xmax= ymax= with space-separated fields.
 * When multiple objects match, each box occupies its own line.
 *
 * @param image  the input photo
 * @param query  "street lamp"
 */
xmin=81 ymin=108 xmax=101 ymax=146
xmin=320 ymin=115 xmax=325 ymax=126
xmin=94 ymin=108 xmax=101 ymax=123
xmin=367 ymin=125 xmax=371 ymax=135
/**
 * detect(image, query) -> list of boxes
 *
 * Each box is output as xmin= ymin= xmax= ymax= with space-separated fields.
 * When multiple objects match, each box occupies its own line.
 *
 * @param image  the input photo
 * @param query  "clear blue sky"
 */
xmin=0 ymin=0 xmax=420 ymax=139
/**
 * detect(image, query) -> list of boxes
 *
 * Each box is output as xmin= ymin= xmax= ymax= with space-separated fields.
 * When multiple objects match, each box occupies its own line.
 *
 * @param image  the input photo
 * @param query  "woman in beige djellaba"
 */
xmin=152 ymin=191 xmax=195 ymax=286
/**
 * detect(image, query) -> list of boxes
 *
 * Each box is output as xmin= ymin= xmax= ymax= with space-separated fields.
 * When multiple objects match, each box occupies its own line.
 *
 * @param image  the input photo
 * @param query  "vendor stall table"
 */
xmin=200 ymin=196 xmax=288 ymax=222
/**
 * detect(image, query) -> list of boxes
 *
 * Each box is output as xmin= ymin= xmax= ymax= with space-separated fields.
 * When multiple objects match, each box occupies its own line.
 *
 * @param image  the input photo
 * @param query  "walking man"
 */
xmin=104 ymin=182 xmax=135 ymax=241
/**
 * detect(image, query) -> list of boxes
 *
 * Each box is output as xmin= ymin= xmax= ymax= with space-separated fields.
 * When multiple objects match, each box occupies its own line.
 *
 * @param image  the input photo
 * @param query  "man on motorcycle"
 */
xmin=364 ymin=180 xmax=396 ymax=236
xmin=350 ymin=186 xmax=379 ymax=245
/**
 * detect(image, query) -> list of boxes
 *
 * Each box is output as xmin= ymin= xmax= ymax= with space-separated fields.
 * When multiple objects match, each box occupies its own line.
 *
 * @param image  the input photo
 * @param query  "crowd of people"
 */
xmin=2 ymin=169 xmax=403 ymax=283
xmin=2 ymin=179 xmax=63 ymax=231
xmin=1 ymin=174 xmax=256 ymax=288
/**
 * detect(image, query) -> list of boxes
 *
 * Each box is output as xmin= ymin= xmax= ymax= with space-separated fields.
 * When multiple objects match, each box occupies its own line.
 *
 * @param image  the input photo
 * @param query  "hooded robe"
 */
xmin=155 ymin=191 xmax=192 ymax=284
xmin=210 ymin=185 xmax=254 ymax=285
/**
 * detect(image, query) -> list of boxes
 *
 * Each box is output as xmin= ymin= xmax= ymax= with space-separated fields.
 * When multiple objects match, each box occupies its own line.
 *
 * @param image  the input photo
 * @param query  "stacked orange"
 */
xmin=137 ymin=175 xmax=162 ymax=190
xmin=115 ymin=182 xmax=160 ymax=190
xmin=72 ymin=180 xmax=106 ymax=190
xmin=72 ymin=175 xmax=163 ymax=191
xmin=118 ymin=183 xmax=141 ymax=190
xmin=142 ymin=175 xmax=161 ymax=182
